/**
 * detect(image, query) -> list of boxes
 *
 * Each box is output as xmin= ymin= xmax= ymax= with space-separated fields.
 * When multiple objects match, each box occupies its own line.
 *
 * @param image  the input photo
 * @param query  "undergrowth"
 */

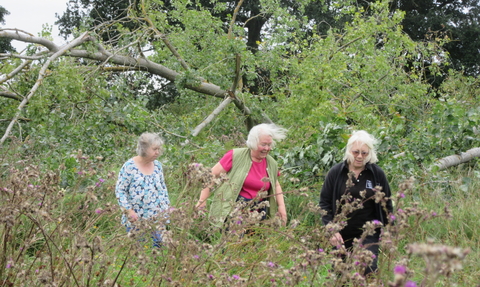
xmin=0 ymin=142 xmax=476 ymax=287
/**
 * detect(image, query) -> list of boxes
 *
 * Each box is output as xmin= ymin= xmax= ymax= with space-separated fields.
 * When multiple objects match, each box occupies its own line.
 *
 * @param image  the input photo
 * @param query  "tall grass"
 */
xmin=0 ymin=143 xmax=476 ymax=286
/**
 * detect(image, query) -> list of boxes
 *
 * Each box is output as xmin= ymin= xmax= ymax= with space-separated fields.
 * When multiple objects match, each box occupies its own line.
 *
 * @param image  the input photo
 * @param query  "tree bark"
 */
xmin=433 ymin=147 xmax=480 ymax=170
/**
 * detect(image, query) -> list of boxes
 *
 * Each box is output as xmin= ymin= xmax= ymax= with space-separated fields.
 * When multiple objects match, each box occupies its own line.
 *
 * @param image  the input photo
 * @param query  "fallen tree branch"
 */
xmin=191 ymin=96 xmax=234 ymax=137
xmin=192 ymin=53 xmax=244 ymax=137
xmin=0 ymin=59 xmax=32 ymax=84
xmin=432 ymin=147 xmax=480 ymax=170
xmin=0 ymin=27 xmax=260 ymax=138
xmin=0 ymin=32 xmax=91 ymax=145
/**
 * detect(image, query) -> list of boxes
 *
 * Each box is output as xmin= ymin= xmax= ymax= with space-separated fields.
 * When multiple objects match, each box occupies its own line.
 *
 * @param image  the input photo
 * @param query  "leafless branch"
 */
xmin=1 ymin=32 xmax=91 ymax=145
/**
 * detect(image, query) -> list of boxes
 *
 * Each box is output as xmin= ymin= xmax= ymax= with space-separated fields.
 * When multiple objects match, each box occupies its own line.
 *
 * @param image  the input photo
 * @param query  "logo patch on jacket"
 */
xmin=366 ymin=180 xmax=373 ymax=189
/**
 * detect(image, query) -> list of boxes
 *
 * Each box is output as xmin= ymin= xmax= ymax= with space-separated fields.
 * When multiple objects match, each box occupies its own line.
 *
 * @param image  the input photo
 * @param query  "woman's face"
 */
xmin=144 ymin=145 xmax=161 ymax=161
xmin=251 ymin=134 xmax=273 ymax=161
xmin=349 ymin=141 xmax=370 ymax=169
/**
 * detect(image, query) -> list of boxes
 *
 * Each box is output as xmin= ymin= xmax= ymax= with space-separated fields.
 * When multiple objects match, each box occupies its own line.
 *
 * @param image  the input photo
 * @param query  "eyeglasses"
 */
xmin=351 ymin=150 xmax=369 ymax=157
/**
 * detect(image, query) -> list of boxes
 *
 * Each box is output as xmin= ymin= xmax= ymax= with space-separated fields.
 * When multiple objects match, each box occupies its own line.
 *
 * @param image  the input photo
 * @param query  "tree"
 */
xmin=0 ymin=6 xmax=14 ymax=53
xmin=1 ymin=0 xmax=478 ymax=167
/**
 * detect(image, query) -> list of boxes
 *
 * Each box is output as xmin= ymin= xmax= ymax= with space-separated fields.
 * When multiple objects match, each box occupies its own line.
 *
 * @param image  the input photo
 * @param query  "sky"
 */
xmin=2 ymin=0 xmax=69 ymax=51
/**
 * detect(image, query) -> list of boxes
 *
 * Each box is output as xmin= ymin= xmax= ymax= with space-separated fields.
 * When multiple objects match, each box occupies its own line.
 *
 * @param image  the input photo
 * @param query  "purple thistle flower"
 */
xmin=390 ymin=214 xmax=396 ymax=221
xmin=232 ymin=275 xmax=240 ymax=280
xmin=267 ymin=261 xmax=275 ymax=268
xmin=99 ymin=178 xmax=105 ymax=183
xmin=318 ymin=248 xmax=324 ymax=252
xmin=95 ymin=208 xmax=103 ymax=214
xmin=208 ymin=274 xmax=214 ymax=279
xmin=405 ymin=281 xmax=417 ymax=287
xmin=399 ymin=193 xmax=405 ymax=198
xmin=193 ymin=255 xmax=200 ymax=259
xmin=6 ymin=264 xmax=11 ymax=269
xmin=394 ymin=265 xmax=406 ymax=274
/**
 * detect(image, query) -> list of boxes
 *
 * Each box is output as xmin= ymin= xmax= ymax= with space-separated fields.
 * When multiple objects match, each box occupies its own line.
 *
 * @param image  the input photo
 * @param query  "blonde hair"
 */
xmin=343 ymin=130 xmax=378 ymax=164
xmin=246 ymin=123 xmax=287 ymax=150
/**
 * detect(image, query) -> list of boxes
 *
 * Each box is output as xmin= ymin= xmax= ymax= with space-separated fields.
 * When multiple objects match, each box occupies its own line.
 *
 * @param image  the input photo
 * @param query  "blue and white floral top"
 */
xmin=115 ymin=158 xmax=170 ymax=226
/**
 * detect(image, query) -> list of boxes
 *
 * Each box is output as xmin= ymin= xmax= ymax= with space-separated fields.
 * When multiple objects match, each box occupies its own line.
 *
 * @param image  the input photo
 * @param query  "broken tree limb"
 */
xmin=191 ymin=96 xmax=234 ymax=137
xmin=0 ymin=32 xmax=91 ymax=145
xmin=191 ymin=53 xmax=244 ymax=137
xmin=432 ymin=147 xmax=480 ymax=170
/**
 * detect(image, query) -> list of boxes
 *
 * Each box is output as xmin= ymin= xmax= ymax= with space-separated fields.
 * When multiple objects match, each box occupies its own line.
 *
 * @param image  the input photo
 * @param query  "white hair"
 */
xmin=136 ymin=132 xmax=164 ymax=157
xmin=343 ymin=130 xmax=378 ymax=164
xmin=246 ymin=123 xmax=287 ymax=150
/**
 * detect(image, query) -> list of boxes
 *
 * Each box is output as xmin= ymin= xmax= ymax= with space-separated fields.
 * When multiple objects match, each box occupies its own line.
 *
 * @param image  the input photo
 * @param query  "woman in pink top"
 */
xmin=196 ymin=123 xmax=288 ymax=226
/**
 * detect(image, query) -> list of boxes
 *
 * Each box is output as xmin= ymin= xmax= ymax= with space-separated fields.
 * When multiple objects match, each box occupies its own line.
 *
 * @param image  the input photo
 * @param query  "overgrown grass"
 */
xmin=0 ymin=142 xmax=477 ymax=286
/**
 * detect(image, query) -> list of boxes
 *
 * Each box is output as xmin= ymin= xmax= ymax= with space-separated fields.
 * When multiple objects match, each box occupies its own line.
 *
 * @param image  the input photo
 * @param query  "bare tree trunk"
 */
xmin=433 ymin=147 xmax=480 ymax=170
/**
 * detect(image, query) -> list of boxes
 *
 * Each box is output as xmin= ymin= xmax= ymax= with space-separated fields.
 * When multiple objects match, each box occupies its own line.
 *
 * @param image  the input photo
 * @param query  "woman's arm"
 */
xmin=115 ymin=162 xmax=138 ymax=221
xmin=274 ymin=180 xmax=287 ymax=226
xmin=196 ymin=162 xmax=227 ymax=208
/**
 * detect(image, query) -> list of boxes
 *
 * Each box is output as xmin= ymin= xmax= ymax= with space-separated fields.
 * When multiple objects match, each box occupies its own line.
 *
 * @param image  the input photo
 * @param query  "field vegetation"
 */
xmin=1 ymin=0 xmax=480 ymax=286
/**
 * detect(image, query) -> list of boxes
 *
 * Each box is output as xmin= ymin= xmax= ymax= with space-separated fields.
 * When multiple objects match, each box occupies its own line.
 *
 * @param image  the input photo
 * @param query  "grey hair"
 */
xmin=246 ymin=123 xmax=287 ymax=150
xmin=343 ymin=130 xmax=378 ymax=164
xmin=136 ymin=132 xmax=164 ymax=157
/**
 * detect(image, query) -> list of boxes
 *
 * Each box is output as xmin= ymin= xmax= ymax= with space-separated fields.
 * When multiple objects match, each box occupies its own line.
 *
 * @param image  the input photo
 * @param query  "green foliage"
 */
xmin=2 ymin=1 xmax=480 ymax=284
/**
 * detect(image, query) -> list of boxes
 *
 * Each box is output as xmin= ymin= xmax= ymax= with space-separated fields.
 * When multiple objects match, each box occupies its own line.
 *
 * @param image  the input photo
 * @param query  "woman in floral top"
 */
xmin=115 ymin=132 xmax=170 ymax=246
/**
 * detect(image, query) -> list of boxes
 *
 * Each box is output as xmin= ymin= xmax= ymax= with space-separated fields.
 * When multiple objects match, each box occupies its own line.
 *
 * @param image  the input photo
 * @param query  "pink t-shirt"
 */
xmin=219 ymin=150 xmax=278 ymax=199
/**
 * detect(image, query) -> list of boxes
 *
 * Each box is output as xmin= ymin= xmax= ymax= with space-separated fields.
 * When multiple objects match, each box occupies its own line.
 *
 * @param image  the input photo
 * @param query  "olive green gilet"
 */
xmin=209 ymin=148 xmax=279 ymax=228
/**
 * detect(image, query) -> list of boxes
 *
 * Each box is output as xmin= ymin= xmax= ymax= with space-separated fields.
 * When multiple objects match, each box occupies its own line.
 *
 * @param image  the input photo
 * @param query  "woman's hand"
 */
xmin=127 ymin=209 xmax=139 ymax=222
xmin=195 ymin=199 xmax=206 ymax=209
xmin=274 ymin=180 xmax=287 ymax=226
xmin=276 ymin=204 xmax=287 ymax=226
xmin=329 ymin=232 xmax=344 ymax=247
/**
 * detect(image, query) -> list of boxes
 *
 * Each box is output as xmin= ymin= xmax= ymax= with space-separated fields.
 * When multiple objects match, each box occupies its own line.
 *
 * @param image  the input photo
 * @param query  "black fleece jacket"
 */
xmin=319 ymin=161 xmax=393 ymax=226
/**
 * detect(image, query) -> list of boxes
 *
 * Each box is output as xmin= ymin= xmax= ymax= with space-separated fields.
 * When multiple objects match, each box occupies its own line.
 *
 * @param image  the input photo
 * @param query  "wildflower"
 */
xmin=390 ymin=214 xmax=396 ymax=221
xmin=267 ymin=261 xmax=275 ymax=268
xmin=95 ymin=208 xmax=103 ymax=214
xmin=405 ymin=281 xmax=417 ymax=287
xmin=399 ymin=193 xmax=405 ymax=198
xmin=99 ymin=178 xmax=105 ymax=183
xmin=208 ymin=274 xmax=214 ymax=280
xmin=6 ymin=263 xmax=11 ymax=269
xmin=232 ymin=275 xmax=240 ymax=280
xmin=432 ymin=212 xmax=437 ymax=216
xmin=394 ymin=265 xmax=406 ymax=274
xmin=193 ymin=255 xmax=200 ymax=259
xmin=318 ymin=248 xmax=324 ymax=252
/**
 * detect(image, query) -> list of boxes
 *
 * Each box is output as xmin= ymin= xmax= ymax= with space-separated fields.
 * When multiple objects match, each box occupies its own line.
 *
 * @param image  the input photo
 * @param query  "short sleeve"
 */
xmin=219 ymin=150 xmax=234 ymax=172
